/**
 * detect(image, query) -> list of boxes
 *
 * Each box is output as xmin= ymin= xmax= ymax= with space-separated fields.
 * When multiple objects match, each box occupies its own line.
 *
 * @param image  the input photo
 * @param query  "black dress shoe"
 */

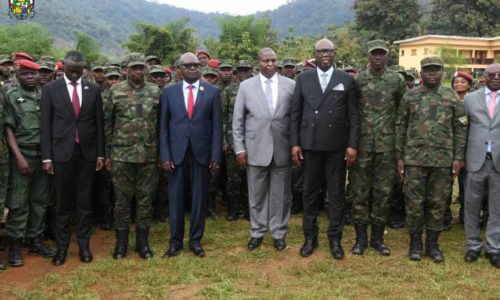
xmin=300 ymin=239 xmax=318 ymax=257
xmin=486 ymin=252 xmax=500 ymax=268
xmin=164 ymin=246 xmax=182 ymax=258
xmin=329 ymin=240 xmax=345 ymax=260
xmin=79 ymin=249 xmax=93 ymax=263
xmin=247 ymin=237 xmax=263 ymax=250
xmin=464 ymin=250 xmax=481 ymax=263
xmin=29 ymin=240 xmax=56 ymax=258
xmin=52 ymin=251 xmax=67 ymax=266
xmin=274 ymin=239 xmax=286 ymax=251
xmin=189 ymin=244 xmax=205 ymax=257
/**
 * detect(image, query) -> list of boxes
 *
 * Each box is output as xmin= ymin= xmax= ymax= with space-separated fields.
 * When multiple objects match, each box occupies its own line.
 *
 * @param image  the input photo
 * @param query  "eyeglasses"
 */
xmin=180 ymin=63 xmax=200 ymax=69
xmin=486 ymin=72 xmax=500 ymax=79
xmin=315 ymin=49 xmax=335 ymax=55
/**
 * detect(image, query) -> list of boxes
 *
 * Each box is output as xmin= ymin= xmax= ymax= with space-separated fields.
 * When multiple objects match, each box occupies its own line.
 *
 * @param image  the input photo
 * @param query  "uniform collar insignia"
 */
xmin=16 ymin=97 xmax=25 ymax=103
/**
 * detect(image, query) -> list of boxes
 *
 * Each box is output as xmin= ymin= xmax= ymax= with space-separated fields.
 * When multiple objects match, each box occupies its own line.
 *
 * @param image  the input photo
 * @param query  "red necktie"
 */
xmin=71 ymin=82 xmax=80 ymax=143
xmin=187 ymin=84 xmax=194 ymax=119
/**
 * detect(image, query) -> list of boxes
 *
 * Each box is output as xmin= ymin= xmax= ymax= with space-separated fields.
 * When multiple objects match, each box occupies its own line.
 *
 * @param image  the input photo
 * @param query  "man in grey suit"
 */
xmin=463 ymin=63 xmax=500 ymax=268
xmin=232 ymin=48 xmax=295 ymax=251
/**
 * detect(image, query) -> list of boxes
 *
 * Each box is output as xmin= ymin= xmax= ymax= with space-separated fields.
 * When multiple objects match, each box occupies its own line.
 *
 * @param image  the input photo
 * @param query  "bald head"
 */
xmin=180 ymin=52 xmax=198 ymax=65
xmin=315 ymin=39 xmax=335 ymax=51
xmin=257 ymin=47 xmax=276 ymax=61
xmin=314 ymin=38 xmax=336 ymax=71
xmin=486 ymin=63 xmax=500 ymax=91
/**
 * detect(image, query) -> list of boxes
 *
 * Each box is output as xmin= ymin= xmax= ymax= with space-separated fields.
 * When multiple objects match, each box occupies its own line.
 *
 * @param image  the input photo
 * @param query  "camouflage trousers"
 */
xmin=0 ymin=162 xmax=7 ymax=220
xmin=6 ymin=155 xmax=51 ymax=240
xmin=403 ymin=166 xmax=451 ymax=232
xmin=111 ymin=161 xmax=158 ymax=229
xmin=350 ymin=151 xmax=396 ymax=225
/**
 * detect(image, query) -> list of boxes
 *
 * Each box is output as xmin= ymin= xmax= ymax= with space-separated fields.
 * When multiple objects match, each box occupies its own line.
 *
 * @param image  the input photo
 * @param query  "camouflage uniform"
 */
xmin=105 ymin=79 xmax=161 ymax=229
xmin=351 ymin=67 xmax=407 ymax=225
xmin=3 ymin=86 xmax=50 ymax=241
xmin=396 ymin=84 xmax=467 ymax=232
xmin=0 ymin=90 xmax=8 ymax=223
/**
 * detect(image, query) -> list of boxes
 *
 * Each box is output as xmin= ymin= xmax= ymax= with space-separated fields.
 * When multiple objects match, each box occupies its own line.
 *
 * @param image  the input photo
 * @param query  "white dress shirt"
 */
xmin=182 ymin=80 xmax=200 ymax=110
xmin=259 ymin=72 xmax=279 ymax=112
xmin=316 ymin=66 xmax=334 ymax=89
xmin=486 ymin=86 xmax=500 ymax=152
xmin=64 ymin=75 xmax=82 ymax=107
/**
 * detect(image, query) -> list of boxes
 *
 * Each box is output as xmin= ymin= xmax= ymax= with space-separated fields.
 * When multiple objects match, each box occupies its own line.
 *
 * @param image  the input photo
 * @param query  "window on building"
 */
xmin=411 ymin=49 xmax=417 ymax=56
xmin=401 ymin=50 xmax=405 ymax=56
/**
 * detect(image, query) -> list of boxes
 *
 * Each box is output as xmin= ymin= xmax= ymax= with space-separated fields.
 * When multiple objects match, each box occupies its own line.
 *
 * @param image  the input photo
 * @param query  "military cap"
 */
xmin=344 ymin=65 xmax=357 ymax=73
xmin=15 ymin=59 xmax=40 ymax=71
xmin=207 ymin=59 xmax=220 ymax=68
xmin=149 ymin=65 xmax=165 ymax=74
xmin=202 ymin=67 xmax=218 ymax=77
xmin=13 ymin=52 xmax=33 ymax=62
xmin=0 ymin=54 xmax=13 ymax=65
xmin=92 ymin=65 xmax=104 ymax=72
xmin=421 ymin=56 xmax=443 ymax=68
xmin=219 ymin=60 xmax=233 ymax=68
xmin=125 ymin=53 xmax=146 ymax=67
xmin=104 ymin=66 xmax=121 ymax=78
xmin=367 ymin=39 xmax=389 ymax=53
xmin=164 ymin=67 xmax=172 ymax=74
xmin=236 ymin=60 xmax=253 ymax=69
xmin=38 ymin=61 xmax=55 ymax=71
xmin=277 ymin=61 xmax=283 ymax=68
xmin=405 ymin=71 xmax=417 ymax=80
xmin=145 ymin=55 xmax=161 ymax=64
xmin=108 ymin=60 xmax=121 ymax=68
xmin=39 ymin=55 xmax=56 ymax=63
xmin=282 ymin=57 xmax=298 ymax=67
xmin=196 ymin=50 xmax=210 ymax=59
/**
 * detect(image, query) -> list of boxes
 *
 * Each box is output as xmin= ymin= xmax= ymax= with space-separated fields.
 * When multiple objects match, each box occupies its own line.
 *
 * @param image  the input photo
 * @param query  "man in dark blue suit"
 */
xmin=159 ymin=52 xmax=222 ymax=257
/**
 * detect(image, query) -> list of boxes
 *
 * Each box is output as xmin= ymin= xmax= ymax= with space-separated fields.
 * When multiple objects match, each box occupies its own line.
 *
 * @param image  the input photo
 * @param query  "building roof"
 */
xmin=394 ymin=35 xmax=500 ymax=44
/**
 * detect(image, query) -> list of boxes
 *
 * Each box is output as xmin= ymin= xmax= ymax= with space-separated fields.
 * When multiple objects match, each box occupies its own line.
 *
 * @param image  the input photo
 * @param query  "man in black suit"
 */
xmin=291 ymin=38 xmax=360 ymax=259
xmin=41 ymin=51 xmax=104 ymax=266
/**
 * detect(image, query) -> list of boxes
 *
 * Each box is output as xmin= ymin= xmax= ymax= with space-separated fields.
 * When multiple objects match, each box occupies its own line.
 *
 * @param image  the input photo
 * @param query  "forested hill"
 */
xmin=0 ymin=0 xmax=358 ymax=54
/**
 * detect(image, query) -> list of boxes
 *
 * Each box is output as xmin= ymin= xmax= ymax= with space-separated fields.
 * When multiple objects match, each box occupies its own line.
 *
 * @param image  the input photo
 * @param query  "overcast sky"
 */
xmin=151 ymin=0 xmax=291 ymax=15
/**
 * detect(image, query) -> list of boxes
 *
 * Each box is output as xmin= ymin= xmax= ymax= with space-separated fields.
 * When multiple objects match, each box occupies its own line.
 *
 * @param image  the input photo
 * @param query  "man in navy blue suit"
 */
xmin=159 ymin=52 xmax=222 ymax=257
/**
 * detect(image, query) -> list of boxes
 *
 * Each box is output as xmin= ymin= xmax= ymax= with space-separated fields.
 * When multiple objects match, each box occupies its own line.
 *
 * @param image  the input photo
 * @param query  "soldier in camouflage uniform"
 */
xmin=350 ymin=40 xmax=407 ymax=256
xmin=0 ymin=81 xmax=8 ymax=270
xmin=37 ymin=60 xmax=56 ymax=88
xmin=4 ymin=60 xmax=55 ymax=267
xmin=396 ymin=56 xmax=466 ymax=263
xmin=105 ymin=53 xmax=161 ymax=260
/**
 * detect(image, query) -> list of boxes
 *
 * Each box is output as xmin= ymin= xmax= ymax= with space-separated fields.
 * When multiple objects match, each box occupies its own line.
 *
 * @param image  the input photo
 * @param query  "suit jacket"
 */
xmin=464 ymin=87 xmax=500 ymax=172
xmin=159 ymin=81 xmax=222 ymax=166
xmin=41 ymin=78 xmax=104 ymax=163
xmin=232 ymin=74 xmax=295 ymax=167
xmin=290 ymin=68 xmax=360 ymax=152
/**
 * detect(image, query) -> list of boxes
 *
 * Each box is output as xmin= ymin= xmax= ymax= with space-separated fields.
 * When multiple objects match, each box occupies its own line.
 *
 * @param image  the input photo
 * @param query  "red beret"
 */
xmin=207 ymin=59 xmax=220 ymax=68
xmin=15 ymin=59 xmax=40 ymax=71
xmin=56 ymin=61 xmax=64 ymax=70
xmin=453 ymin=71 xmax=473 ymax=84
xmin=164 ymin=67 xmax=172 ymax=74
xmin=196 ymin=50 xmax=210 ymax=59
xmin=13 ymin=52 xmax=33 ymax=62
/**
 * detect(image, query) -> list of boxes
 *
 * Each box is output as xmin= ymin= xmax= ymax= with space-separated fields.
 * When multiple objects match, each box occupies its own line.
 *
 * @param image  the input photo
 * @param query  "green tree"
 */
xmin=427 ymin=0 xmax=500 ymax=37
xmin=354 ymin=0 xmax=422 ymax=42
xmin=123 ymin=18 xmax=197 ymax=65
xmin=74 ymin=31 xmax=102 ymax=64
xmin=276 ymin=26 xmax=316 ymax=61
xmin=0 ymin=23 xmax=54 ymax=58
xmin=437 ymin=46 xmax=468 ymax=73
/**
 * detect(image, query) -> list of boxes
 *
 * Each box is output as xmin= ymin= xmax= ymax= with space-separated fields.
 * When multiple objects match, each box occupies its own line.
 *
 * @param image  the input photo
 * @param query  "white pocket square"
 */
xmin=332 ymin=83 xmax=344 ymax=91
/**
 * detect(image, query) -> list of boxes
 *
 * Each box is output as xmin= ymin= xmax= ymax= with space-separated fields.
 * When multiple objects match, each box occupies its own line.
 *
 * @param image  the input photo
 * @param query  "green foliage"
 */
xmin=0 ymin=23 xmax=54 ymax=58
xmin=206 ymin=16 xmax=279 ymax=61
xmin=276 ymin=26 xmax=316 ymax=61
xmin=438 ymin=46 xmax=468 ymax=72
xmin=427 ymin=0 xmax=500 ymax=37
xmin=74 ymin=31 xmax=102 ymax=64
xmin=123 ymin=18 xmax=198 ymax=66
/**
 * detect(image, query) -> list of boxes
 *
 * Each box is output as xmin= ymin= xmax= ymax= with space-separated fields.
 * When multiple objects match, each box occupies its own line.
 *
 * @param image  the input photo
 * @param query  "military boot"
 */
xmin=408 ymin=231 xmax=423 ymax=261
xmin=370 ymin=224 xmax=391 ymax=256
xmin=113 ymin=227 xmax=129 ymax=259
xmin=425 ymin=230 xmax=444 ymax=263
xmin=29 ymin=237 xmax=56 ymax=257
xmin=135 ymin=226 xmax=153 ymax=259
xmin=8 ymin=238 xmax=23 ymax=267
xmin=351 ymin=223 xmax=368 ymax=255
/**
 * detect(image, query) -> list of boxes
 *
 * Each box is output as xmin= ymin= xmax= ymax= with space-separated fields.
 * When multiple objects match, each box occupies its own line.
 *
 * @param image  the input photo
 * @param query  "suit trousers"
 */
xmin=53 ymin=144 xmax=95 ymax=250
xmin=465 ymin=159 xmax=500 ymax=254
xmin=168 ymin=144 xmax=209 ymax=248
xmin=246 ymin=160 xmax=291 ymax=239
xmin=302 ymin=150 xmax=346 ymax=241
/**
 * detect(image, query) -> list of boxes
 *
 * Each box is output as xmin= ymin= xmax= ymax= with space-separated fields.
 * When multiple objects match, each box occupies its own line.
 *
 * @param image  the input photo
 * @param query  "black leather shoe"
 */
xmin=79 ymin=249 xmax=93 ymax=263
xmin=486 ymin=252 xmax=500 ymax=268
xmin=189 ymin=244 xmax=205 ymax=257
xmin=8 ymin=239 xmax=24 ymax=267
xmin=329 ymin=240 xmax=345 ymax=260
xmin=247 ymin=237 xmax=263 ymax=250
xmin=274 ymin=239 xmax=286 ymax=251
xmin=464 ymin=250 xmax=480 ymax=263
xmin=164 ymin=246 xmax=182 ymax=258
xmin=29 ymin=240 xmax=56 ymax=258
xmin=299 ymin=239 xmax=318 ymax=257
xmin=52 ymin=251 xmax=67 ymax=266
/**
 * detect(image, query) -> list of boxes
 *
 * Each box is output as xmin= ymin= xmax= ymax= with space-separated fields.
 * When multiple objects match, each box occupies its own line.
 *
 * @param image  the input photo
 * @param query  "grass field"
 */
xmin=1 ymin=202 xmax=499 ymax=300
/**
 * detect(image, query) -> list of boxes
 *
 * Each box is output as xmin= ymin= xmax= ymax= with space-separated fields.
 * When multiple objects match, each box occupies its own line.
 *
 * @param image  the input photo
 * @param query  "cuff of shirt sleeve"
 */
xmin=42 ymin=159 xmax=52 ymax=163
xmin=235 ymin=150 xmax=246 ymax=155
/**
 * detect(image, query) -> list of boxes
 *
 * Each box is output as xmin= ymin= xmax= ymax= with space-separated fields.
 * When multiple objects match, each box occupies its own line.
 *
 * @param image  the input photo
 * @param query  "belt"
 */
xmin=486 ymin=152 xmax=493 ymax=160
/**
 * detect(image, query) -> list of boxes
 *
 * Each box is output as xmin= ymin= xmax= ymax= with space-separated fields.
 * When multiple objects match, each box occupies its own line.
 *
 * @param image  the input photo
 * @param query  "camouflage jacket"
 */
xmin=0 ymin=90 xmax=7 ymax=163
xmin=395 ymin=84 xmax=467 ymax=167
xmin=219 ymin=81 xmax=239 ymax=146
xmin=355 ymin=68 xmax=407 ymax=152
xmin=105 ymin=80 xmax=161 ymax=163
